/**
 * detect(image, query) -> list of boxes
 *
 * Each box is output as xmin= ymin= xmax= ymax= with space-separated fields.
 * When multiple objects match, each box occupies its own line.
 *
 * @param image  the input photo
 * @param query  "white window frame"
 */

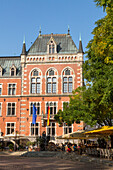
xmin=29 ymin=102 xmax=41 ymax=116
xmin=5 ymin=122 xmax=16 ymax=136
xmin=10 ymin=65 xmax=16 ymax=76
xmin=45 ymin=101 xmax=57 ymax=115
xmin=46 ymin=68 xmax=58 ymax=94
xmin=8 ymin=83 xmax=16 ymax=95
xmin=61 ymin=67 xmax=75 ymax=94
xmin=0 ymin=103 xmax=2 ymax=116
xmin=46 ymin=122 xmax=56 ymax=137
xmin=0 ymin=84 xmax=3 ymax=95
xmin=7 ymin=102 xmax=16 ymax=116
xmin=63 ymin=123 xmax=72 ymax=135
xmin=30 ymin=68 xmax=42 ymax=94
xmin=30 ymin=122 xmax=40 ymax=136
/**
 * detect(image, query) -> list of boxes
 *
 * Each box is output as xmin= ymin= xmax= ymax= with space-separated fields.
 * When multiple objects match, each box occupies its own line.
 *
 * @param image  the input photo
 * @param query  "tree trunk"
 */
xmin=110 ymin=135 xmax=113 ymax=148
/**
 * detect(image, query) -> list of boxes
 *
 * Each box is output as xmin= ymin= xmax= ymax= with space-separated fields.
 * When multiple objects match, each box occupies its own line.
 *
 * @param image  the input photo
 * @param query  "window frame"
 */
xmin=6 ymin=122 xmax=16 ymax=136
xmin=30 ymin=69 xmax=41 ymax=94
xmin=30 ymin=122 xmax=40 ymax=136
xmin=0 ymin=84 xmax=2 ymax=95
xmin=29 ymin=102 xmax=41 ymax=116
xmin=46 ymin=122 xmax=56 ymax=137
xmin=62 ymin=68 xmax=73 ymax=94
xmin=7 ymin=103 xmax=16 ymax=116
xmin=10 ymin=65 xmax=16 ymax=76
xmin=8 ymin=83 xmax=16 ymax=95
xmin=46 ymin=69 xmax=57 ymax=94
xmin=49 ymin=41 xmax=55 ymax=54
xmin=63 ymin=123 xmax=72 ymax=135
xmin=0 ymin=103 xmax=2 ymax=116
xmin=46 ymin=102 xmax=57 ymax=115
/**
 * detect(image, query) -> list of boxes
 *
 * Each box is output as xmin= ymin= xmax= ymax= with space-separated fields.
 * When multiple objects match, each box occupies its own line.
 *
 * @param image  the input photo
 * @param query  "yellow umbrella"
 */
xmin=85 ymin=126 xmax=113 ymax=135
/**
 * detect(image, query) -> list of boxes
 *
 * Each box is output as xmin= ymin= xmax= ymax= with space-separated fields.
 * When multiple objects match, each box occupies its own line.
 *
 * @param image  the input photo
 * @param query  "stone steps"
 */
xmin=21 ymin=151 xmax=58 ymax=157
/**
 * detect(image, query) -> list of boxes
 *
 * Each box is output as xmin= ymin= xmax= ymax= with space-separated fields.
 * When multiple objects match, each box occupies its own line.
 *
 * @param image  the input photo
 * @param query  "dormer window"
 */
xmin=49 ymin=41 xmax=55 ymax=54
xmin=47 ymin=37 xmax=57 ymax=54
xmin=10 ymin=65 xmax=16 ymax=76
xmin=11 ymin=68 xmax=14 ymax=76
xmin=0 ymin=66 xmax=3 ymax=76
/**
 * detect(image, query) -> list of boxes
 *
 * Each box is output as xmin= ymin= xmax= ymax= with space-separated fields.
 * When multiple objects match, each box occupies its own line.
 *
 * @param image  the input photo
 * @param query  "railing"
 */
xmin=86 ymin=147 xmax=113 ymax=159
xmin=42 ymin=114 xmax=55 ymax=120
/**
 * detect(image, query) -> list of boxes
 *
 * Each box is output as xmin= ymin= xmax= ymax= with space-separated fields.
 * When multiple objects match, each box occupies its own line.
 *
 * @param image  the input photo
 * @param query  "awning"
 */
xmin=84 ymin=126 xmax=113 ymax=135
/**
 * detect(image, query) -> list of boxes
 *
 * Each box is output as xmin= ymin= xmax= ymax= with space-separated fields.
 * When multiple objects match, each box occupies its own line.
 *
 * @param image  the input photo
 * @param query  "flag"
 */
xmin=32 ymin=104 xmax=37 ymax=124
xmin=47 ymin=106 xmax=50 ymax=126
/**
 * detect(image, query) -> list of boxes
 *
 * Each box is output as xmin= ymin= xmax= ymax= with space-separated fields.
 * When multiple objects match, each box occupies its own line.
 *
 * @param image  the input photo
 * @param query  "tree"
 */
xmin=55 ymin=1 xmax=113 ymax=128
xmin=94 ymin=0 xmax=113 ymax=10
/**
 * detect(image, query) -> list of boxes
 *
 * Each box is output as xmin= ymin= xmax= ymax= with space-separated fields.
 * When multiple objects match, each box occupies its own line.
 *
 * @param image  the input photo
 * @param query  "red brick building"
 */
xmin=0 ymin=29 xmax=84 ymax=143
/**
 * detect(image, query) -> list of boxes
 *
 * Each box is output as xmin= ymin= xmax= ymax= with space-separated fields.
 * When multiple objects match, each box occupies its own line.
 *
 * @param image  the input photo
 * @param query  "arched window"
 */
xmin=46 ymin=102 xmax=57 ymax=115
xmin=11 ymin=68 xmax=15 ymax=76
xmin=46 ymin=69 xmax=57 ymax=94
xmin=31 ymin=70 xmax=41 ymax=94
xmin=10 ymin=65 xmax=17 ymax=76
xmin=62 ymin=68 xmax=73 ymax=93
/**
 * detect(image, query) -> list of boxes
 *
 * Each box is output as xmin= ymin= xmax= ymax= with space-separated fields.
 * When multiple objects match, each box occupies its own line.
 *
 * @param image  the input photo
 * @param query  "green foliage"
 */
xmin=8 ymin=144 xmax=14 ymax=150
xmin=26 ymin=141 xmax=34 ymax=146
xmin=83 ymin=3 xmax=113 ymax=126
xmin=55 ymin=2 xmax=113 ymax=127
xmin=94 ymin=0 xmax=113 ymax=10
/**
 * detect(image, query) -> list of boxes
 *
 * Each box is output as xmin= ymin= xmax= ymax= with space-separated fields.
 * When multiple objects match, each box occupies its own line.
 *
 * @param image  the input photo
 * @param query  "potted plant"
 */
xmin=26 ymin=141 xmax=34 ymax=151
xmin=9 ymin=144 xmax=14 ymax=151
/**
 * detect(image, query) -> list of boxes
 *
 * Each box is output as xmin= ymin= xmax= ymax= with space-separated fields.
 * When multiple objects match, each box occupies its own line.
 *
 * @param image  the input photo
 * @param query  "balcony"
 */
xmin=42 ymin=114 xmax=55 ymax=120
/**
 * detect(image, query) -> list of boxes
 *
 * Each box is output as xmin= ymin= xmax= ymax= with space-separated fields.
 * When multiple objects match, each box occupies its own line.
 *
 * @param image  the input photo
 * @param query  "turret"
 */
xmin=78 ymin=34 xmax=83 ymax=53
xmin=21 ymin=37 xmax=26 ymax=55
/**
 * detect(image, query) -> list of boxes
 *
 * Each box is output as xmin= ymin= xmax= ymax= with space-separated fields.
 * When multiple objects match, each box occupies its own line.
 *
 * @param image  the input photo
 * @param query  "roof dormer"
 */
xmin=10 ymin=64 xmax=16 ymax=76
xmin=0 ymin=66 xmax=3 ymax=76
xmin=47 ymin=34 xmax=57 ymax=54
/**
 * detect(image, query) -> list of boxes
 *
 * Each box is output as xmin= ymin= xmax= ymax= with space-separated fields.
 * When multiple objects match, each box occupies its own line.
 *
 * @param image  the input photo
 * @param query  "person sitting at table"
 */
xmin=67 ymin=145 xmax=72 ymax=152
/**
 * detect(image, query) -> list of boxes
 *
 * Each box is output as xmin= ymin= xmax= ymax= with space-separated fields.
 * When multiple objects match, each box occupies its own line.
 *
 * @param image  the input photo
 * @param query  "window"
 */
xmin=6 ymin=123 xmax=15 ymax=135
xmin=0 ymin=66 xmax=3 ymax=76
xmin=30 ymin=123 xmax=39 ymax=136
xmin=47 ymin=122 xmax=55 ymax=136
xmin=49 ymin=41 xmax=55 ymax=54
xmin=0 ymin=103 xmax=2 ymax=116
xmin=63 ymin=102 xmax=69 ymax=111
xmin=46 ymin=102 xmax=57 ymax=115
xmin=8 ymin=84 xmax=16 ymax=95
xmin=63 ymin=69 xmax=73 ymax=93
xmin=7 ymin=103 xmax=16 ymax=116
xmin=31 ymin=70 xmax=41 ymax=94
xmin=30 ymin=102 xmax=40 ymax=115
xmin=11 ymin=68 xmax=15 ymax=76
xmin=63 ymin=123 xmax=72 ymax=134
xmin=46 ymin=69 xmax=57 ymax=94
xmin=0 ymin=84 xmax=2 ymax=95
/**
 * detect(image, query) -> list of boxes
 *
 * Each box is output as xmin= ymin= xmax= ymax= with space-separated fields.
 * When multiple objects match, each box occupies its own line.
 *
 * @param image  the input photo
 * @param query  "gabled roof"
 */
xmin=27 ymin=34 xmax=78 ymax=55
xmin=0 ymin=56 xmax=21 ymax=76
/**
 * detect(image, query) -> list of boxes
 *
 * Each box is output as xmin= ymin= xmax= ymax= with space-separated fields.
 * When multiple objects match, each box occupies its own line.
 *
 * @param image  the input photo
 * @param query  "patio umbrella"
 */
xmin=84 ymin=126 xmax=113 ymax=135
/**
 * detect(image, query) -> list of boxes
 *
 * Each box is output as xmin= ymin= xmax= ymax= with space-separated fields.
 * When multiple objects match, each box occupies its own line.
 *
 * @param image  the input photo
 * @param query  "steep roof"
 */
xmin=27 ymin=34 xmax=78 ymax=55
xmin=0 ymin=57 xmax=21 ymax=77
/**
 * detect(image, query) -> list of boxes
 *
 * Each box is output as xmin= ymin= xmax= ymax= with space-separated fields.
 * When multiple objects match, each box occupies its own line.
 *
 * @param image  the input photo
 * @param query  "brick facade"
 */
xmin=0 ymin=32 xmax=84 ymax=142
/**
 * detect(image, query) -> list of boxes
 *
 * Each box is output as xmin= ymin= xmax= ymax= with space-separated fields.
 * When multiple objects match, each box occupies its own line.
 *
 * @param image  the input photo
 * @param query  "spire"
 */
xmin=79 ymin=34 xmax=83 ymax=53
xmin=21 ymin=36 xmax=26 ymax=55
xmin=39 ymin=26 xmax=41 ymax=36
xmin=67 ymin=25 xmax=70 ymax=35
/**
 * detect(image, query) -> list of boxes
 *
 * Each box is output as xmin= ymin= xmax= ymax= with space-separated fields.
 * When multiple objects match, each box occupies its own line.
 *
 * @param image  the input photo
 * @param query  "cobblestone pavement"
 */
xmin=0 ymin=155 xmax=112 ymax=170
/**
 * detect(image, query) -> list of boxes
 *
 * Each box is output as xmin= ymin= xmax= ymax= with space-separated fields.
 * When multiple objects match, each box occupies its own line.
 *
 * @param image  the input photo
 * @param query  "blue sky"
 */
xmin=0 ymin=0 xmax=106 ymax=57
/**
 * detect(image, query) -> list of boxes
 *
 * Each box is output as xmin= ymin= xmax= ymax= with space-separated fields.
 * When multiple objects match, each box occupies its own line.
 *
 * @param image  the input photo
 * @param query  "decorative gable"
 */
xmin=47 ymin=35 xmax=57 ymax=54
xmin=0 ymin=65 xmax=3 ymax=76
xmin=10 ymin=64 xmax=16 ymax=76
